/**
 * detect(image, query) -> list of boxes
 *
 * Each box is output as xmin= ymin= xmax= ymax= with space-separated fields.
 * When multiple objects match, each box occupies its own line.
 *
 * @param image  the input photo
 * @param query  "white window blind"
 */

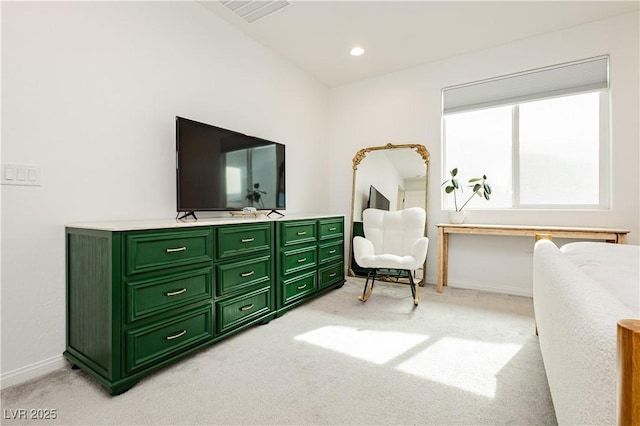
xmin=443 ymin=56 xmax=609 ymax=115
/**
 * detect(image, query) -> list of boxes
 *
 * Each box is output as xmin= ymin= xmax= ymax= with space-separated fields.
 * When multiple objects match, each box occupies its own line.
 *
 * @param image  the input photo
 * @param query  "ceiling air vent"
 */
xmin=220 ymin=0 xmax=289 ymax=23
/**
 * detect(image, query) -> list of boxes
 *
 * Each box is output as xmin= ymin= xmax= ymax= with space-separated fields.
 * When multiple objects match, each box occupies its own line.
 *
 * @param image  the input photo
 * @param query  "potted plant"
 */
xmin=442 ymin=168 xmax=491 ymax=223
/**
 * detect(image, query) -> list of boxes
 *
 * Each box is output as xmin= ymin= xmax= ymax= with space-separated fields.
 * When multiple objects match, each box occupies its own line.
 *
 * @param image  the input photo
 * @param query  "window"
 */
xmin=442 ymin=56 xmax=609 ymax=210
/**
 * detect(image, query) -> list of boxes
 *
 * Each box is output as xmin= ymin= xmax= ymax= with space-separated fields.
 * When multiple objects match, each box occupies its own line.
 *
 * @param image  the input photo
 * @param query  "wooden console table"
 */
xmin=436 ymin=223 xmax=630 ymax=293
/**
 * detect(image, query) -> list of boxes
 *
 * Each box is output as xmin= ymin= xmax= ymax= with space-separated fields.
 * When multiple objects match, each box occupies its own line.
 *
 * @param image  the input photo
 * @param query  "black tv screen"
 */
xmin=176 ymin=117 xmax=285 ymax=212
xmin=367 ymin=185 xmax=390 ymax=210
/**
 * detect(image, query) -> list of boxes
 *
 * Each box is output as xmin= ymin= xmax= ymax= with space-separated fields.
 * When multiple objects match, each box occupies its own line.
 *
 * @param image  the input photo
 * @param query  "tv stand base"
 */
xmin=267 ymin=209 xmax=285 ymax=218
xmin=177 ymin=211 xmax=197 ymax=221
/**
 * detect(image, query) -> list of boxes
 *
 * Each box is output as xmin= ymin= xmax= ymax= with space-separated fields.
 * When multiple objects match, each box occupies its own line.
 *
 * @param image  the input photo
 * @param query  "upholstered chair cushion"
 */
xmin=353 ymin=207 xmax=428 ymax=271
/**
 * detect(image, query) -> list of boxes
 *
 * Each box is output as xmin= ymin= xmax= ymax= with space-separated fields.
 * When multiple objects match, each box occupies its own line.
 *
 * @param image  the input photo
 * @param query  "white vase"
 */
xmin=448 ymin=211 xmax=466 ymax=224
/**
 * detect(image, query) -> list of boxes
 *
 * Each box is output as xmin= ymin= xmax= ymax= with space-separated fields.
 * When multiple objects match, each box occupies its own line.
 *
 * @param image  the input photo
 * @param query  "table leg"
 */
xmin=443 ymin=232 xmax=449 ymax=288
xmin=618 ymin=233 xmax=628 ymax=244
xmin=437 ymin=227 xmax=448 ymax=293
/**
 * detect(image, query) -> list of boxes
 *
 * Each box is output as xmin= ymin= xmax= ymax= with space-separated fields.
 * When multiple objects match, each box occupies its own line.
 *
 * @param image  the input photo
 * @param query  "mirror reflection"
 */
xmin=225 ymin=145 xmax=284 ymax=209
xmin=348 ymin=143 xmax=430 ymax=280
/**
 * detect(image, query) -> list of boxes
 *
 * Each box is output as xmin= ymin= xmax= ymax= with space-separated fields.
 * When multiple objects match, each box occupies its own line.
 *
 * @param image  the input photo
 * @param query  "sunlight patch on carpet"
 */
xmin=295 ymin=326 xmax=428 ymax=364
xmin=396 ymin=337 xmax=522 ymax=398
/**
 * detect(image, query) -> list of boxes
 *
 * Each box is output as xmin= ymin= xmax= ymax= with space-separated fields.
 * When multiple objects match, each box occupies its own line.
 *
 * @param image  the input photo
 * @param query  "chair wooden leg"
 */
xmin=358 ymin=270 xmax=375 ymax=302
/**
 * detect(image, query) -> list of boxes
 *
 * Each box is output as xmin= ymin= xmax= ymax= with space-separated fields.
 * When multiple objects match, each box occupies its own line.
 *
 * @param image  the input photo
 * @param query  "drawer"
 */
xmin=319 ymin=218 xmax=344 ymax=241
xmin=125 ymin=228 xmax=213 ymax=275
xmin=125 ymin=304 xmax=213 ymax=373
xmin=319 ymin=240 xmax=343 ymax=265
xmin=126 ymin=266 xmax=213 ymax=323
xmin=217 ymin=255 xmax=271 ymax=297
xmin=216 ymin=287 xmax=272 ymax=334
xmin=281 ymin=245 xmax=317 ymax=276
xmin=318 ymin=262 xmax=344 ymax=290
xmin=282 ymin=271 xmax=316 ymax=305
xmin=217 ymin=224 xmax=271 ymax=260
xmin=280 ymin=221 xmax=317 ymax=247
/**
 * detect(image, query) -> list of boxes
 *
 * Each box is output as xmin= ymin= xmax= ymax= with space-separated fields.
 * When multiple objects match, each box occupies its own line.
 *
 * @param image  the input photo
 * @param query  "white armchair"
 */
xmin=353 ymin=207 xmax=428 ymax=305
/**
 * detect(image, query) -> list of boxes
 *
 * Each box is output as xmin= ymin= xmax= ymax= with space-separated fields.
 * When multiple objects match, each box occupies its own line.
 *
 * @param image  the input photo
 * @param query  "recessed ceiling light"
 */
xmin=350 ymin=46 xmax=365 ymax=56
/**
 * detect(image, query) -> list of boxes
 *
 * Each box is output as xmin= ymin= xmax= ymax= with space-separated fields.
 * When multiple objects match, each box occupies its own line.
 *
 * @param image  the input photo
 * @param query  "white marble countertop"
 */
xmin=66 ymin=213 xmax=345 ymax=231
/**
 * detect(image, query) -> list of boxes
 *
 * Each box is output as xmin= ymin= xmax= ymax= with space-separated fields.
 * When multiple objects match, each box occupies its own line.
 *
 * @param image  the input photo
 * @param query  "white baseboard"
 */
xmin=0 ymin=355 xmax=66 ymax=389
xmin=424 ymin=275 xmax=533 ymax=298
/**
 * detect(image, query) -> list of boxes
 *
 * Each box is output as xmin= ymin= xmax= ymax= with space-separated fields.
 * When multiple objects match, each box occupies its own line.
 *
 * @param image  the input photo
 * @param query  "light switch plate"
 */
xmin=1 ymin=163 xmax=41 ymax=186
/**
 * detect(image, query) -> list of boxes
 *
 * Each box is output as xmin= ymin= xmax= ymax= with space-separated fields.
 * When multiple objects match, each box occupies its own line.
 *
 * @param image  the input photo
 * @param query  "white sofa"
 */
xmin=533 ymin=239 xmax=639 ymax=425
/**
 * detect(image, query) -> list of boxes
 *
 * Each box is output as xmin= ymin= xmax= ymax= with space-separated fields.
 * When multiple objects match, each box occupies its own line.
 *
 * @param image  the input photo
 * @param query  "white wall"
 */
xmin=1 ymin=2 xmax=328 ymax=384
xmin=3 ymin=2 xmax=639 ymax=388
xmin=329 ymin=12 xmax=640 ymax=296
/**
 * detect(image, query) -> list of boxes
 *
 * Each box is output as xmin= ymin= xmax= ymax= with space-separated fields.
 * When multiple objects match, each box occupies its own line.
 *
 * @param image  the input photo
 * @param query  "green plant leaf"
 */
xmin=485 ymin=183 xmax=492 ymax=194
xmin=468 ymin=178 xmax=482 ymax=183
xmin=484 ymin=191 xmax=490 ymax=200
xmin=445 ymin=186 xmax=454 ymax=193
xmin=473 ymin=183 xmax=481 ymax=192
xmin=452 ymin=179 xmax=459 ymax=189
xmin=451 ymin=168 xmax=458 ymax=177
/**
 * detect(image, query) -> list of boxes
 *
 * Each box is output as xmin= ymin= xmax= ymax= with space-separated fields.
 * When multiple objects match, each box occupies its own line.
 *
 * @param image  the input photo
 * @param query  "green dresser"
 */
xmin=64 ymin=215 xmax=344 ymax=395
xmin=66 ymin=227 xmax=218 ymax=395
xmin=214 ymin=223 xmax=274 ymax=334
xmin=276 ymin=217 xmax=345 ymax=315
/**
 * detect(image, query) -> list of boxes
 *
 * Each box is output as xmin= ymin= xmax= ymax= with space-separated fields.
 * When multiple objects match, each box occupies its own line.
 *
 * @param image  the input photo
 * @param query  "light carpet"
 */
xmin=1 ymin=278 xmax=557 ymax=425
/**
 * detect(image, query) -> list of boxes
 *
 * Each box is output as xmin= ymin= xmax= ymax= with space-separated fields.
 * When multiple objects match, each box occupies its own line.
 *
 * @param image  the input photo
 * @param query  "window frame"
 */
xmin=442 ymin=90 xmax=610 ymax=211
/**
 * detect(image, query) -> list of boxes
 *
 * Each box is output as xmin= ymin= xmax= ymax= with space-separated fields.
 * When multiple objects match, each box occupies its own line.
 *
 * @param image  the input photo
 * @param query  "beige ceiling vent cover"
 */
xmin=221 ymin=1 xmax=289 ymax=23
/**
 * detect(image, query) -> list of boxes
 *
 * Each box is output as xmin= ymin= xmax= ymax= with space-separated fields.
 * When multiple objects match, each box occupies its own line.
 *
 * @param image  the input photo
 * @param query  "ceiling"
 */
xmin=200 ymin=1 xmax=638 ymax=88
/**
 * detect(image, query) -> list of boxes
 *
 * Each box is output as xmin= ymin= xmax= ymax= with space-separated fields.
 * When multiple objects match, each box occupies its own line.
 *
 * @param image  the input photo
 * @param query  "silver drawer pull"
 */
xmin=166 ymin=246 xmax=187 ymax=253
xmin=297 ymin=258 xmax=307 ymax=263
xmin=166 ymin=288 xmax=187 ymax=297
xmin=328 ymin=249 xmax=337 ymax=254
xmin=166 ymin=330 xmax=187 ymax=340
xmin=329 ymin=227 xmax=337 ymax=231
xmin=241 ymin=237 xmax=255 ymax=243
xmin=241 ymin=271 xmax=255 ymax=277
xmin=297 ymin=284 xmax=307 ymax=290
xmin=240 ymin=304 xmax=254 ymax=312
xmin=296 ymin=231 xmax=306 ymax=236
xmin=329 ymin=272 xmax=337 ymax=277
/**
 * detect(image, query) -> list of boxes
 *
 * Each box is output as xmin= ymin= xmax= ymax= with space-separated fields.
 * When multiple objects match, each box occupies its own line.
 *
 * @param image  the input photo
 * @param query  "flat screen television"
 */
xmin=176 ymin=117 xmax=285 ymax=216
xmin=367 ymin=185 xmax=390 ymax=210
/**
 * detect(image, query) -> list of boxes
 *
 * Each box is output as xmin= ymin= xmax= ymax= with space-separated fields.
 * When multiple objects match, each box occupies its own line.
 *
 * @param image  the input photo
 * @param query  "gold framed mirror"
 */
xmin=348 ymin=143 xmax=430 ymax=282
